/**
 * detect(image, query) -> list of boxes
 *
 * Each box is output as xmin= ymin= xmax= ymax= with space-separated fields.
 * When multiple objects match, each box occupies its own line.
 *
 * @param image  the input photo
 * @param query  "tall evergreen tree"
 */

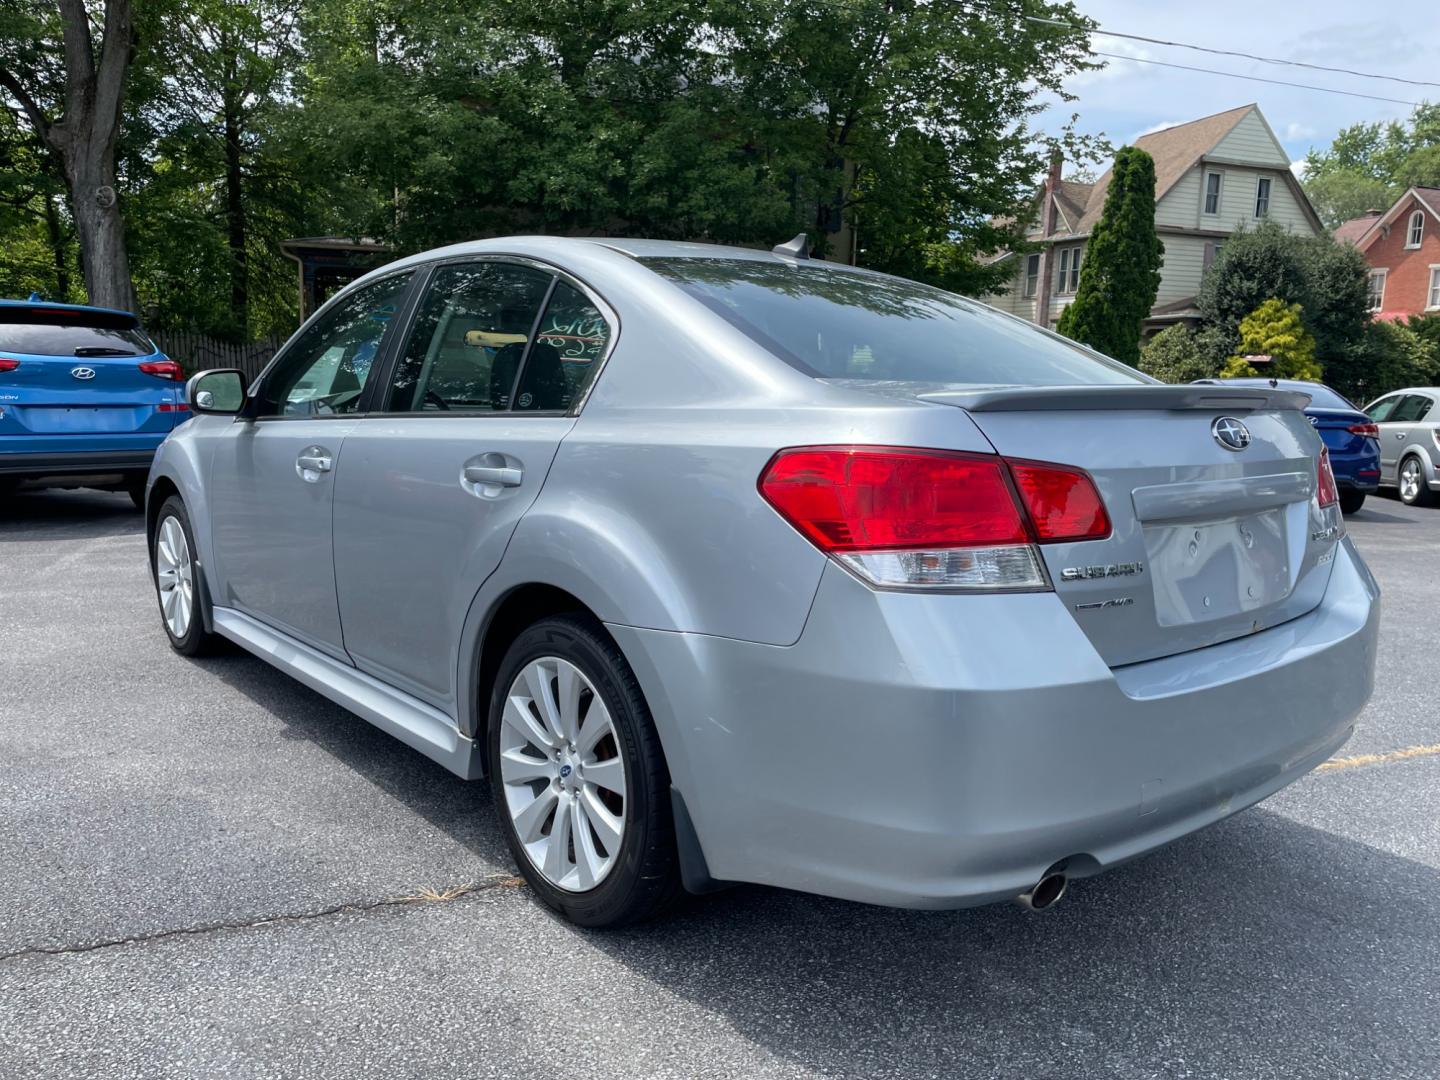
xmin=1056 ymin=145 xmax=1162 ymax=366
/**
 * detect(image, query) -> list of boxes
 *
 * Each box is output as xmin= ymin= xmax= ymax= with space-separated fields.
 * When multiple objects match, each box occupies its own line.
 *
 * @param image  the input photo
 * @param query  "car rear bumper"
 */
xmin=0 ymin=446 xmax=158 ymax=480
xmin=611 ymin=536 xmax=1379 ymax=909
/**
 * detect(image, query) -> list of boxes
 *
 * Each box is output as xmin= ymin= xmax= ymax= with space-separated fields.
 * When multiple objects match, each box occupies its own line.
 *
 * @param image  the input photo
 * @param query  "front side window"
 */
xmin=513 ymin=281 xmax=613 ymax=412
xmin=1366 ymin=395 xmax=1400 ymax=422
xmin=1023 ymin=253 xmax=1040 ymax=298
xmin=260 ymin=272 xmax=411 ymax=417
xmin=643 ymin=257 xmax=1147 ymax=387
xmin=1429 ymin=266 xmax=1440 ymax=310
xmin=1254 ymin=177 xmax=1271 ymax=218
xmin=1407 ymin=210 xmax=1425 ymax=248
xmin=1367 ymin=270 xmax=1387 ymax=313
xmin=386 ymin=261 xmax=553 ymax=412
xmin=1204 ymin=172 xmax=1223 ymax=215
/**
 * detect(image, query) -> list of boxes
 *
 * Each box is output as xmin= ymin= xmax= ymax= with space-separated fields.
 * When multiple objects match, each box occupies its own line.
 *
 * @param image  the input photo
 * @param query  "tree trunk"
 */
xmin=43 ymin=192 xmax=70 ymax=299
xmin=64 ymin=147 xmax=135 ymax=312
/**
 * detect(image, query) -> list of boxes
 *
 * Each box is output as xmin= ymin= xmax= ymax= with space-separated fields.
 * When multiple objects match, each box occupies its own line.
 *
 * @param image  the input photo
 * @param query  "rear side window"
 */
xmin=514 ymin=281 xmax=612 ymax=411
xmin=1392 ymin=395 xmax=1433 ymax=423
xmin=387 ymin=261 xmax=553 ymax=412
xmin=643 ymin=258 xmax=1146 ymax=386
xmin=0 ymin=319 xmax=154 ymax=357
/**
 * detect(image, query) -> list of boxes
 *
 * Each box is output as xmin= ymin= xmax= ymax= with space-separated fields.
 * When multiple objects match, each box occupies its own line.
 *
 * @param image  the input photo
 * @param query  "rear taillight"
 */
xmin=758 ymin=446 xmax=1109 ymax=590
xmin=0 ymin=357 xmax=19 ymax=372
xmin=1346 ymin=422 xmax=1379 ymax=439
xmin=157 ymin=402 xmax=189 ymax=412
xmin=139 ymin=359 xmax=183 ymax=381
xmin=1317 ymin=446 xmax=1339 ymax=509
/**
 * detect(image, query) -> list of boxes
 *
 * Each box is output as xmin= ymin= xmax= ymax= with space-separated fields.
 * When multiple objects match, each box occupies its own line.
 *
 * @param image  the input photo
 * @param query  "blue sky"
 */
xmin=1035 ymin=0 xmax=1438 ymax=176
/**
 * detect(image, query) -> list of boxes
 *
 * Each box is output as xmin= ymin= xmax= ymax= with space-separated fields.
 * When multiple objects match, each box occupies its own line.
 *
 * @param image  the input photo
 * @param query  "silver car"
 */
xmin=1362 ymin=387 xmax=1440 ymax=506
xmin=147 ymin=236 xmax=1379 ymax=926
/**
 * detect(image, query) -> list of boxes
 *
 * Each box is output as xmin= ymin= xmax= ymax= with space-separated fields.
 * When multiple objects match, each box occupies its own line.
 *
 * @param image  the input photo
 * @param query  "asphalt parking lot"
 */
xmin=2 ymin=488 xmax=1438 ymax=1079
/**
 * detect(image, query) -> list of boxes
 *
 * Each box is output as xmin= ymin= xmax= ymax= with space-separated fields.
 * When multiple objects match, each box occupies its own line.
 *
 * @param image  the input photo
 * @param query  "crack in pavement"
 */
xmin=0 ymin=875 xmax=526 ymax=965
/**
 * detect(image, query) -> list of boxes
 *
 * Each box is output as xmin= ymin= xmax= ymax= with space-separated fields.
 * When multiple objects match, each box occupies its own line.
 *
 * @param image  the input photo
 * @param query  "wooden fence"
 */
xmin=151 ymin=331 xmax=285 ymax=382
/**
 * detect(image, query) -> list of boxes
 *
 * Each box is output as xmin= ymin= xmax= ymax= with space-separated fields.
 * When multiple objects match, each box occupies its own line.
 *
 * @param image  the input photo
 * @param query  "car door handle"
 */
xmin=463 ymin=464 xmax=523 ymax=487
xmin=295 ymin=446 xmax=334 ymax=481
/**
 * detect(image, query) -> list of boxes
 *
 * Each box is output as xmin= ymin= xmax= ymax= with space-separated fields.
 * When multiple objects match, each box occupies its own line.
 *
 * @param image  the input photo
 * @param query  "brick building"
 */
xmin=1335 ymin=188 xmax=1440 ymax=320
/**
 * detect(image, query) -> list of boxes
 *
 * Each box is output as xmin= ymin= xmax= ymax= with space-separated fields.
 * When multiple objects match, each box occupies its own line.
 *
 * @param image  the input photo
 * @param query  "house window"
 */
xmin=1204 ymin=241 xmax=1224 ymax=274
xmin=1204 ymin=172 xmax=1223 ymax=215
xmin=1407 ymin=210 xmax=1425 ymax=248
xmin=1055 ymin=245 xmax=1082 ymax=294
xmin=1429 ymin=266 xmax=1440 ymax=310
xmin=1023 ymin=253 xmax=1040 ymax=298
xmin=1254 ymin=177 xmax=1271 ymax=218
xmin=1367 ymin=269 xmax=1387 ymax=313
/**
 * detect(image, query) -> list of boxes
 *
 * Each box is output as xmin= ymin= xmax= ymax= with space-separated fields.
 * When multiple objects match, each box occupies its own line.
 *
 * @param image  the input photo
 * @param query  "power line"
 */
xmin=1032 ymin=17 xmax=1440 ymax=90
xmin=1092 ymin=52 xmax=1420 ymax=108
xmin=944 ymin=0 xmax=1438 ymax=94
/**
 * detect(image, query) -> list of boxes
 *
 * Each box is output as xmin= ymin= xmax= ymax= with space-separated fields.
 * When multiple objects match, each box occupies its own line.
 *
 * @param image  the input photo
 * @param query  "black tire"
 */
xmin=1398 ymin=455 xmax=1432 ymax=506
xmin=151 ymin=495 xmax=220 ymax=656
xmin=1338 ymin=490 xmax=1366 ymax=515
xmin=488 ymin=613 xmax=682 ymax=927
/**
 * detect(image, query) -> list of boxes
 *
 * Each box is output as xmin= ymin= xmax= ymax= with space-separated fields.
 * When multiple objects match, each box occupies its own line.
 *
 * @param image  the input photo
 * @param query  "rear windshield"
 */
xmin=0 ymin=319 xmax=154 ymax=357
xmin=642 ymin=258 xmax=1146 ymax=386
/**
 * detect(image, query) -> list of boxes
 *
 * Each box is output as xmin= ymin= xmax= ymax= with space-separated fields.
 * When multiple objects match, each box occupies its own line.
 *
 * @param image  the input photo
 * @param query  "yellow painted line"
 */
xmin=1317 ymin=743 xmax=1440 ymax=773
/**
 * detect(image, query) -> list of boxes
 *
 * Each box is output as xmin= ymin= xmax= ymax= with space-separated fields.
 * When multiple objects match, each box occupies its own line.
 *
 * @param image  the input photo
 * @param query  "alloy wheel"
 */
xmin=155 ymin=515 xmax=194 ymax=639
xmin=1401 ymin=458 xmax=1423 ymax=503
xmin=498 ymin=657 xmax=628 ymax=892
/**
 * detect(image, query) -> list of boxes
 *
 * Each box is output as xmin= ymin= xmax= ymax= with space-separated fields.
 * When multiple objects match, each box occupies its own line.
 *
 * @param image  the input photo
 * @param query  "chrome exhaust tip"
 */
xmin=1016 ymin=873 xmax=1068 ymax=912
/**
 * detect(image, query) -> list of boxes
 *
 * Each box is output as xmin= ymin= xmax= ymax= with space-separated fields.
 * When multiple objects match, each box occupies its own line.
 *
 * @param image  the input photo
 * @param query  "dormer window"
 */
xmin=1204 ymin=172 xmax=1223 ymax=216
xmin=1407 ymin=209 xmax=1425 ymax=249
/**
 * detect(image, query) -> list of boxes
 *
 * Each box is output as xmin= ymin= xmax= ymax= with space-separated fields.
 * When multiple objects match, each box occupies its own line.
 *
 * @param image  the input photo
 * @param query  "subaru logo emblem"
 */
xmin=70 ymin=366 xmax=96 ymax=380
xmin=1211 ymin=416 xmax=1250 ymax=451
xmin=559 ymin=764 xmax=572 ymax=778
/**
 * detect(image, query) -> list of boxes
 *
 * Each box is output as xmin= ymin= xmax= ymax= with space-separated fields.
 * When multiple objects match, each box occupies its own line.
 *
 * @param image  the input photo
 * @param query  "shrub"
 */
xmin=1138 ymin=325 xmax=1223 ymax=383
xmin=1221 ymin=299 xmax=1321 ymax=380
xmin=1326 ymin=319 xmax=1440 ymax=403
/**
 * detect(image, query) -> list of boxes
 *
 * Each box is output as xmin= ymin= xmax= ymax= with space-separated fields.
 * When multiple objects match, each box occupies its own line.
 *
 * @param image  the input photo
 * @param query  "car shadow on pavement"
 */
xmin=195 ymin=650 xmax=514 ymax=868
xmin=580 ymin=807 xmax=1439 ymax=1078
xmin=0 ymin=488 xmax=144 ymax=541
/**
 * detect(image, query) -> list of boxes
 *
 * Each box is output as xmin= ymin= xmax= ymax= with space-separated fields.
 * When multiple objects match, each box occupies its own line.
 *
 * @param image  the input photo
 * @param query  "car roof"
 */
xmin=1196 ymin=378 xmax=1332 ymax=392
xmin=0 ymin=298 xmax=140 ymax=325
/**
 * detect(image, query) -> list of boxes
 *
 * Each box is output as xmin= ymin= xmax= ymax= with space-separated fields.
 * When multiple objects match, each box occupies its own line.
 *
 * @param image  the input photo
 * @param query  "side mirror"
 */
xmin=187 ymin=369 xmax=247 ymax=415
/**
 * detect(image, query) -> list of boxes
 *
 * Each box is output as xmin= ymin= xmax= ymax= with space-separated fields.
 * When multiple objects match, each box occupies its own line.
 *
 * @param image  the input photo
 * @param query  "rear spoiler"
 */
xmin=918 ymin=384 xmax=1312 ymax=413
xmin=0 ymin=305 xmax=140 ymax=330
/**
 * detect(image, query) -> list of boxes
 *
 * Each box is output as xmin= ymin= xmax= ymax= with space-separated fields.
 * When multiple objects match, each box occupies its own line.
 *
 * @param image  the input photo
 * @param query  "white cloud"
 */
xmin=1284 ymin=122 xmax=1316 ymax=141
xmin=1290 ymin=160 xmax=1308 ymax=180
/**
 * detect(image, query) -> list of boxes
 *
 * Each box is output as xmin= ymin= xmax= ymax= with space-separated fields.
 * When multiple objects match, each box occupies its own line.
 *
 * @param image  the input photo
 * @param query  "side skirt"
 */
xmin=212 ymin=607 xmax=482 ymax=780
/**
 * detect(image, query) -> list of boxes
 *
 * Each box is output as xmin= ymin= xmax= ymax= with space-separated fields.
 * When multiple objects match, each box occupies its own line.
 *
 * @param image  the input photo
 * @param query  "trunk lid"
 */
xmin=1307 ymin=406 xmax=1372 ymax=457
xmin=921 ymin=384 xmax=1339 ymax=667
xmin=0 ymin=352 xmax=178 ymax=435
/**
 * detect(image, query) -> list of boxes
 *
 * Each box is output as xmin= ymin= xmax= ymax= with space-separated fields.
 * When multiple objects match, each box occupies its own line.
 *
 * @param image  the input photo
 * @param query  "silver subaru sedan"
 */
xmin=146 ymin=236 xmax=1379 ymax=926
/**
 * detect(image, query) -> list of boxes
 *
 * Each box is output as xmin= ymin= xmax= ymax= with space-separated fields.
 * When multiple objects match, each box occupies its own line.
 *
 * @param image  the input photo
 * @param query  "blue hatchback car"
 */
xmin=1195 ymin=378 xmax=1381 ymax=513
xmin=0 ymin=298 xmax=187 ymax=507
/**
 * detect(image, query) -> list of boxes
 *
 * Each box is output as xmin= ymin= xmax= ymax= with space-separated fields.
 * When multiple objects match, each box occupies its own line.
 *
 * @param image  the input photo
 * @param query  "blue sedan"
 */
xmin=0 ymin=298 xmax=188 ymax=507
xmin=1195 ymin=378 xmax=1381 ymax=513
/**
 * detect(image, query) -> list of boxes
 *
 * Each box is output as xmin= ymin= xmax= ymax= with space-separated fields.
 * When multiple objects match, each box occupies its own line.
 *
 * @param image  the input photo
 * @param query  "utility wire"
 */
xmin=1092 ymin=52 xmax=1419 ymax=108
xmin=1040 ymin=19 xmax=1440 ymax=91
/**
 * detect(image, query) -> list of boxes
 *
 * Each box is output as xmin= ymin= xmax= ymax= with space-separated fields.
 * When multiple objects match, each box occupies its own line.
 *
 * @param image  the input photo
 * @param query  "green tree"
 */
xmin=0 ymin=0 xmax=140 ymax=310
xmin=1302 ymin=102 xmax=1440 ymax=227
xmin=1221 ymin=299 xmax=1321 ymax=380
xmin=1327 ymin=320 xmax=1439 ymax=403
xmin=1198 ymin=220 xmax=1367 ymax=364
xmin=1054 ymin=145 xmax=1162 ymax=364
